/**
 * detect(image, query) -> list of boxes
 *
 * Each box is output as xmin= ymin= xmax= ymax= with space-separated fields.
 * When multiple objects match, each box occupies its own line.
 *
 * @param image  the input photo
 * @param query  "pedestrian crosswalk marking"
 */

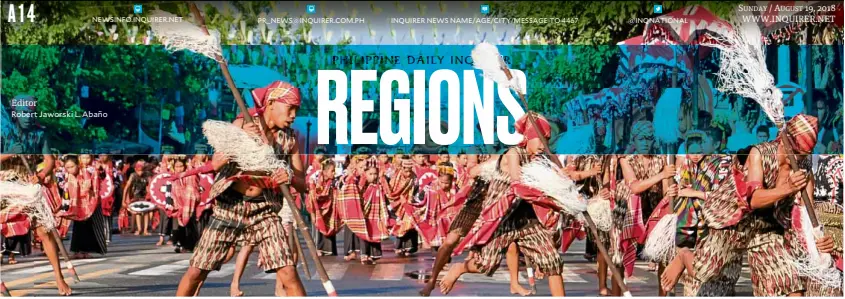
xmin=562 ymin=268 xmax=588 ymax=283
xmin=10 ymin=266 xmax=124 ymax=297
xmin=129 ymin=260 xmax=188 ymax=276
xmin=4 ymin=251 xmax=754 ymax=288
xmin=12 ymin=258 xmax=106 ymax=275
xmin=0 ymin=260 xmax=49 ymax=271
xmin=370 ymin=263 xmax=405 ymax=280
xmin=318 ymin=263 xmax=348 ymax=280
xmin=209 ymin=263 xmax=239 ymax=278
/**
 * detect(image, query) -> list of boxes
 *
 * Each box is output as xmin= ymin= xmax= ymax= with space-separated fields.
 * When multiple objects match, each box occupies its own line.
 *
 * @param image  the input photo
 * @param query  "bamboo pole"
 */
xmin=496 ymin=56 xmax=632 ymax=296
xmin=187 ymin=3 xmax=337 ymax=295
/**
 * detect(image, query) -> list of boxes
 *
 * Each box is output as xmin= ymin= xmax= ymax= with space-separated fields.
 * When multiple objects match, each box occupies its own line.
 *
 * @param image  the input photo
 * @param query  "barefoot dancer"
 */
xmin=122 ymin=160 xmax=152 ymax=236
xmin=682 ymin=115 xmax=819 ymax=296
xmin=0 ymin=96 xmax=71 ymax=295
xmin=307 ymin=158 xmax=340 ymax=257
xmin=360 ymin=157 xmax=391 ymax=263
xmin=437 ymin=113 xmax=566 ymax=297
xmin=567 ymin=155 xmax=609 ymax=295
xmin=335 ymin=155 xmax=391 ymax=264
xmin=657 ymin=132 xmax=734 ymax=293
xmin=617 ymin=121 xmax=673 ymax=292
xmin=175 ymin=81 xmax=307 ymax=296
xmin=387 ymin=157 xmax=418 ymax=257
xmin=418 ymin=152 xmax=497 ymax=296
xmin=95 ymin=155 xmax=116 ymax=243
xmin=168 ymin=157 xmax=201 ymax=253
xmin=60 ymin=155 xmax=108 ymax=259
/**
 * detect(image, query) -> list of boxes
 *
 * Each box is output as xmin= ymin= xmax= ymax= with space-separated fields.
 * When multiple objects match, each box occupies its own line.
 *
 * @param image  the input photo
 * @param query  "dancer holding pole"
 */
xmin=421 ymin=42 xmax=633 ymax=297
xmin=149 ymin=3 xmax=333 ymax=296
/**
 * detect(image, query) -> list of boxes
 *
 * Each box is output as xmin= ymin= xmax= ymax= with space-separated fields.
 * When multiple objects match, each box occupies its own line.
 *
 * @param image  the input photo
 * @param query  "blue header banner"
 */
xmin=2 ymin=45 xmax=842 ymax=155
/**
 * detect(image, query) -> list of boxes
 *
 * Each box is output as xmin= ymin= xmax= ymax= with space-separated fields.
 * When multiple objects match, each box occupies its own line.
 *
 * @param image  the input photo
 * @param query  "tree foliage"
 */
xmin=1 ymin=1 xmax=357 ymax=152
xmin=491 ymin=1 xmax=742 ymax=108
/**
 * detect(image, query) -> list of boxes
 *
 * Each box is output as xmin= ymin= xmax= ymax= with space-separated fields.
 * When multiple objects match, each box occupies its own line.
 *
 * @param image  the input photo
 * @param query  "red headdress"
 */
xmin=237 ymin=81 xmax=302 ymax=119
xmin=780 ymin=114 xmax=819 ymax=154
xmin=515 ymin=113 xmax=551 ymax=147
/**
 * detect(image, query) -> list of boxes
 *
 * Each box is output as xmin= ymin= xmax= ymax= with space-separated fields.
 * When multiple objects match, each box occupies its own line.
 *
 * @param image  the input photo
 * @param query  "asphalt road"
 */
xmin=1 ymin=233 xmax=754 ymax=296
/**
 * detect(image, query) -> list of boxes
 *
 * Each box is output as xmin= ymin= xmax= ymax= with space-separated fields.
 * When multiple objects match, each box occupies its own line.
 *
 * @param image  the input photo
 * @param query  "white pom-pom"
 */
xmin=0 ymin=182 xmax=56 ymax=231
xmin=587 ymin=197 xmax=612 ymax=232
xmin=642 ymin=215 xmax=676 ymax=264
xmin=202 ymin=120 xmax=288 ymax=172
xmin=706 ymin=12 xmax=784 ymax=128
xmin=471 ymin=42 xmax=511 ymax=88
xmin=793 ymin=206 xmax=842 ymax=289
xmin=149 ymin=10 xmax=224 ymax=63
xmin=476 ymin=160 xmax=502 ymax=181
xmin=520 ymin=158 xmax=587 ymax=216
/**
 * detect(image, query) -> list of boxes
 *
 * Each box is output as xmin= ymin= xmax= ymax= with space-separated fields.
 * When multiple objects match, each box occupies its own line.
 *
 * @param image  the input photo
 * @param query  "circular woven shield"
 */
xmin=128 ymin=201 xmax=157 ymax=213
xmin=148 ymin=173 xmax=174 ymax=210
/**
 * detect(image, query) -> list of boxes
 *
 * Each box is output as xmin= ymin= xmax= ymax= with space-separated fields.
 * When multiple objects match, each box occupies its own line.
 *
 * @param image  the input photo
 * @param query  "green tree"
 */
xmin=492 ymin=1 xmax=741 ymax=107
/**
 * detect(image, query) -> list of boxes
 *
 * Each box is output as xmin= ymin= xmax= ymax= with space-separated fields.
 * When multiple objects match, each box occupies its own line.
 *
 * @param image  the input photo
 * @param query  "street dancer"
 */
xmin=175 ymin=81 xmax=306 ymax=296
xmin=437 ymin=113 xmax=566 ymax=297
xmin=0 ymin=96 xmax=71 ymax=295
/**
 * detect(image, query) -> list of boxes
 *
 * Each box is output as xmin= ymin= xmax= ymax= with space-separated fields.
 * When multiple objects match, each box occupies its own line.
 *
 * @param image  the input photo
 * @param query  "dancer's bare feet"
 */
xmin=156 ymin=236 xmax=164 ymax=246
xmin=56 ymin=279 xmax=72 ymax=296
xmin=660 ymin=258 xmax=684 ymax=292
xmin=230 ymin=285 xmax=244 ymax=297
xmin=134 ymin=231 xmax=140 ymax=236
xmin=510 ymin=283 xmax=532 ymax=296
xmin=599 ymin=287 xmax=609 ymax=296
xmin=420 ymin=278 xmax=436 ymax=296
xmin=439 ymin=263 xmax=466 ymax=295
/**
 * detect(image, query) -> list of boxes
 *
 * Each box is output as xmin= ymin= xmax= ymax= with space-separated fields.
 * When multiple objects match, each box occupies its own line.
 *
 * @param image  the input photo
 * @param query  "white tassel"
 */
xmin=471 ymin=42 xmax=513 ymax=89
xmin=654 ymin=88 xmax=682 ymax=145
xmin=149 ymin=10 xmax=224 ymax=63
xmin=587 ymin=197 xmax=612 ymax=232
xmin=520 ymin=158 xmax=587 ymax=217
xmin=793 ymin=206 xmax=842 ymax=289
xmin=0 ymin=182 xmax=57 ymax=231
xmin=706 ymin=12 xmax=784 ymax=128
xmin=476 ymin=160 xmax=504 ymax=181
xmin=642 ymin=215 xmax=676 ymax=264
xmin=202 ymin=120 xmax=289 ymax=172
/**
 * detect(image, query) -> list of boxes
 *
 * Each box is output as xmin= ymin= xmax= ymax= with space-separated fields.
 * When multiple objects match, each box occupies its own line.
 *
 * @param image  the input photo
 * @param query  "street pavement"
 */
xmin=0 ymin=233 xmax=754 ymax=296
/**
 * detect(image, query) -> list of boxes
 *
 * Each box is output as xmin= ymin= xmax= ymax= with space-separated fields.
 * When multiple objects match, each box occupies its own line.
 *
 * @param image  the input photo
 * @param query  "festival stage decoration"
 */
xmin=708 ymin=10 xmax=841 ymax=289
xmin=471 ymin=41 xmax=632 ymax=297
xmin=150 ymin=4 xmax=338 ymax=295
